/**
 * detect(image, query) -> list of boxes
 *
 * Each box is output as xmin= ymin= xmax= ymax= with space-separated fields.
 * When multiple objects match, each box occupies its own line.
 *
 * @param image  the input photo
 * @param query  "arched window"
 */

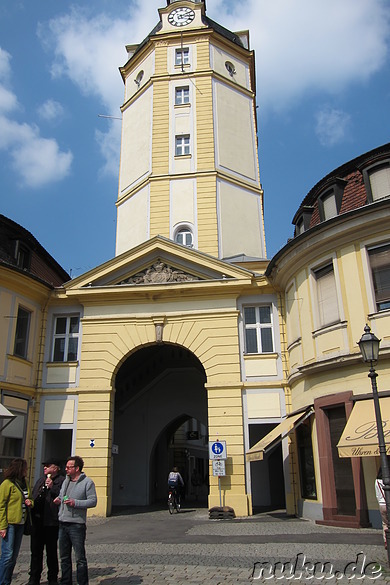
xmin=175 ymin=228 xmax=193 ymax=248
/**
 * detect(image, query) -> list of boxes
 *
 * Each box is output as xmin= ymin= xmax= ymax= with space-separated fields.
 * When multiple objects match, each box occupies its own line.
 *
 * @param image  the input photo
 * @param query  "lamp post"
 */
xmin=358 ymin=324 xmax=390 ymax=563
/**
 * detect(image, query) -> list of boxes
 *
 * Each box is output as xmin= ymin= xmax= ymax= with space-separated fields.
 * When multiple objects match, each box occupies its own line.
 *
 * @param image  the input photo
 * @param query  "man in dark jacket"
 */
xmin=27 ymin=459 xmax=64 ymax=585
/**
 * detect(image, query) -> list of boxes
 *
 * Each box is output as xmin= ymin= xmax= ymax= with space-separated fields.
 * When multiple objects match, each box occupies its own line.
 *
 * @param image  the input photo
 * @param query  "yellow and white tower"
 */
xmin=116 ymin=0 xmax=266 ymax=261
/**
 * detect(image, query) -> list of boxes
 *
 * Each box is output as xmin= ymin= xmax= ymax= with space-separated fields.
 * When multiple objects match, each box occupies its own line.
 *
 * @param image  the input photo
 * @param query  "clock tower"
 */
xmin=116 ymin=0 xmax=266 ymax=262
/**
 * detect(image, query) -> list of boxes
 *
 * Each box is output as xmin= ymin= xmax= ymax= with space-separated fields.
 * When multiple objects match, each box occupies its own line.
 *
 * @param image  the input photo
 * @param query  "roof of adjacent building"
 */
xmin=0 ymin=214 xmax=70 ymax=288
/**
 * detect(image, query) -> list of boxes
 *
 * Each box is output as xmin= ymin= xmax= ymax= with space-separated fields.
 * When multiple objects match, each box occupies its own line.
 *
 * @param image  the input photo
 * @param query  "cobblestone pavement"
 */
xmin=9 ymin=506 xmax=390 ymax=584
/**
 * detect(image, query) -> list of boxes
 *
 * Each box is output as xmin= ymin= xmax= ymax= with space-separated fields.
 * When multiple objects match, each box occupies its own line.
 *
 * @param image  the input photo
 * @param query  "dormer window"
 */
xmin=363 ymin=161 xmax=390 ymax=203
xmin=13 ymin=240 xmax=31 ymax=270
xmin=293 ymin=206 xmax=313 ymax=237
xmin=318 ymin=180 xmax=345 ymax=222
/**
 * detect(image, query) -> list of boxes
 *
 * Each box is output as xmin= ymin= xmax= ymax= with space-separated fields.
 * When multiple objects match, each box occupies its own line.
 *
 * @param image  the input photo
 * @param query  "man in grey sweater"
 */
xmin=54 ymin=456 xmax=97 ymax=585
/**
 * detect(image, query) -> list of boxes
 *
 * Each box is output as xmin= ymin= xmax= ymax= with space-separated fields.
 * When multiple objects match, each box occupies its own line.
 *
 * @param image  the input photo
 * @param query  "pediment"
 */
xmin=64 ymin=236 xmax=253 ymax=291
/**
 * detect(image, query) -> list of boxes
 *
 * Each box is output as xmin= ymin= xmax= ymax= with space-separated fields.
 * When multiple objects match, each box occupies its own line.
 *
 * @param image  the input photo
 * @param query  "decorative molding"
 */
xmin=118 ymin=260 xmax=200 ymax=285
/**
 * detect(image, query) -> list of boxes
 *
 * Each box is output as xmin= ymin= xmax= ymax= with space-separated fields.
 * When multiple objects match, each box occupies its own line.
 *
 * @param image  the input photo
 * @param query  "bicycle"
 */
xmin=168 ymin=486 xmax=181 ymax=514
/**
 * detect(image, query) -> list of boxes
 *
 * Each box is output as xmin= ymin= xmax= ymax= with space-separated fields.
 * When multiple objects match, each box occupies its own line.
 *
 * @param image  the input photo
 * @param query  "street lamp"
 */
xmin=358 ymin=324 xmax=390 ymax=562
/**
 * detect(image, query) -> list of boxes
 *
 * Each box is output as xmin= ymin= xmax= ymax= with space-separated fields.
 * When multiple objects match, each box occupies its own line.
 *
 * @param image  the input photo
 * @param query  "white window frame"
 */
xmin=175 ymin=47 xmax=190 ymax=67
xmin=175 ymin=86 xmax=190 ymax=105
xmin=363 ymin=162 xmax=390 ymax=203
xmin=51 ymin=315 xmax=80 ymax=363
xmin=243 ymin=305 xmax=274 ymax=354
xmin=175 ymin=228 xmax=193 ymax=247
xmin=175 ymin=135 xmax=190 ymax=156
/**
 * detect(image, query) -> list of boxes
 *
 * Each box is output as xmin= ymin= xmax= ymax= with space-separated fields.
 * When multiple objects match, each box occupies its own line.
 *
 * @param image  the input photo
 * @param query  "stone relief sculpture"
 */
xmin=118 ymin=260 xmax=200 ymax=285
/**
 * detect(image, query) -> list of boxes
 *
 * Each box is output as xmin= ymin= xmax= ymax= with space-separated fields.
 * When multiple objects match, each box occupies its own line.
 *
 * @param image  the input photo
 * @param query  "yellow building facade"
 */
xmin=2 ymin=0 xmax=389 ymax=528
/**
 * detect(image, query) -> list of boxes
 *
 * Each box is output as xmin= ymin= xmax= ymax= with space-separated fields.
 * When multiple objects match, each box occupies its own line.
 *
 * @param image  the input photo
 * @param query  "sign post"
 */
xmin=209 ymin=440 xmax=227 ymax=508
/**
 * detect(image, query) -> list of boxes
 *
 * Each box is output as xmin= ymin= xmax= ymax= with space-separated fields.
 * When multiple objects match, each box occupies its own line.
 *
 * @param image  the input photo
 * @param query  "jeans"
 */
xmin=29 ymin=522 xmax=59 ymax=584
xmin=59 ymin=522 xmax=88 ymax=585
xmin=0 ymin=523 xmax=24 ymax=585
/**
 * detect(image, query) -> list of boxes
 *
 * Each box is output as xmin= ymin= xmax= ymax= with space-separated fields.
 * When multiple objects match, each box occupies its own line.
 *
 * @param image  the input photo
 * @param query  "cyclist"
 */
xmin=167 ymin=467 xmax=184 ymax=509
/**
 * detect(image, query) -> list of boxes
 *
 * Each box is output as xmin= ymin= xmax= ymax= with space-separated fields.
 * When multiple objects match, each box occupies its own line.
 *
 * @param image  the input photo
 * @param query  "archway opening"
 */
xmin=112 ymin=343 xmax=207 ymax=508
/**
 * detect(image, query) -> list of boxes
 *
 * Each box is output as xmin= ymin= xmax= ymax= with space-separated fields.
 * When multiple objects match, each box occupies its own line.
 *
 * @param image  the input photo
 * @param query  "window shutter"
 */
xmin=315 ymin=265 xmax=339 ymax=326
xmin=322 ymin=193 xmax=337 ymax=220
xmin=369 ymin=166 xmax=390 ymax=201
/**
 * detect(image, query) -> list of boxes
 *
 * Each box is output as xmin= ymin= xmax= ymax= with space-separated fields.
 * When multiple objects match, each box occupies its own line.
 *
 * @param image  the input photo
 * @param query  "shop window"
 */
xmin=13 ymin=306 xmax=31 ymax=359
xmin=368 ymin=243 xmax=390 ymax=311
xmin=313 ymin=263 xmax=339 ymax=328
xmin=244 ymin=306 xmax=274 ymax=354
xmin=52 ymin=315 xmax=80 ymax=362
xmin=297 ymin=422 xmax=317 ymax=500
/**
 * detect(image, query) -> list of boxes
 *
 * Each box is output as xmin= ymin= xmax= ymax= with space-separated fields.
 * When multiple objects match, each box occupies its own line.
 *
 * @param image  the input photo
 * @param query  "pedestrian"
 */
xmin=54 ymin=456 xmax=97 ymax=585
xmin=0 ymin=458 xmax=33 ymax=585
xmin=27 ymin=459 xmax=64 ymax=585
xmin=375 ymin=467 xmax=388 ymax=549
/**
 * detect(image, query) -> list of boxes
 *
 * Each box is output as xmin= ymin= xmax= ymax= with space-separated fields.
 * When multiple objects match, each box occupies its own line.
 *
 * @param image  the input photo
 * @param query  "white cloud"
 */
xmin=0 ymin=45 xmax=72 ymax=188
xmin=217 ymin=0 xmax=389 ymax=112
xmin=0 ymin=114 xmax=72 ymax=188
xmin=315 ymin=106 xmax=351 ymax=147
xmin=38 ymin=99 xmax=65 ymax=122
xmin=38 ymin=0 xmax=389 ymax=171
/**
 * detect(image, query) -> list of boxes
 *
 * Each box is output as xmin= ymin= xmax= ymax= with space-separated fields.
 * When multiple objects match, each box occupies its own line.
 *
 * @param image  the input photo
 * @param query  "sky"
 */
xmin=0 ymin=0 xmax=389 ymax=277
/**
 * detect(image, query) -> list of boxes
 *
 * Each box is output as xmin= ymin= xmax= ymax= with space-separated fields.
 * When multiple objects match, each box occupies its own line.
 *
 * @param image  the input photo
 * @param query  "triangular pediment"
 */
xmin=64 ymin=236 xmax=253 ymax=291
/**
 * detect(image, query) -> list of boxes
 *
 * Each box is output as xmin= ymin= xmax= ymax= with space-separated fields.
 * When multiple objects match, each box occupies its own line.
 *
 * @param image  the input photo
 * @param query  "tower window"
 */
xmin=175 ymin=229 xmax=193 ymax=247
xmin=175 ymin=135 xmax=190 ymax=156
xmin=368 ymin=243 xmax=390 ymax=311
xmin=175 ymin=86 xmax=190 ymax=105
xmin=225 ymin=61 xmax=236 ymax=77
xmin=175 ymin=48 xmax=190 ymax=66
xmin=134 ymin=70 xmax=144 ymax=87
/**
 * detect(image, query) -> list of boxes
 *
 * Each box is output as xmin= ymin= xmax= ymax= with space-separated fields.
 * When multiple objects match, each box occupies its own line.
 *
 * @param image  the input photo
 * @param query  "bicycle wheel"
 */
xmin=168 ymin=494 xmax=174 ymax=514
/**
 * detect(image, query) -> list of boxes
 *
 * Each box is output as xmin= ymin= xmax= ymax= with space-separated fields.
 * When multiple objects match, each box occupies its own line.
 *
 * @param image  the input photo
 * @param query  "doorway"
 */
xmin=112 ymin=343 xmax=207 ymax=508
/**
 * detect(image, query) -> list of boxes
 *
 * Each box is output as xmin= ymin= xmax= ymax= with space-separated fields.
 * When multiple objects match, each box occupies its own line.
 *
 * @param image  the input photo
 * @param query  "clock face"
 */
xmin=168 ymin=7 xmax=195 ymax=27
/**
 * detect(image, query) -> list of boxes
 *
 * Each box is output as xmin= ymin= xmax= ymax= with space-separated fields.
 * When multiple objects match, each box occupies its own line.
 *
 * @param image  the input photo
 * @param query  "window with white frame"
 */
xmin=368 ymin=243 xmax=390 ymax=311
xmin=243 ymin=306 xmax=274 ymax=354
xmin=175 ymin=48 xmax=190 ymax=66
xmin=13 ymin=306 xmax=31 ymax=359
xmin=175 ymin=135 xmax=190 ymax=156
xmin=321 ymin=191 xmax=338 ymax=220
xmin=313 ymin=263 xmax=339 ymax=327
xmin=175 ymin=86 xmax=190 ymax=105
xmin=175 ymin=228 xmax=193 ymax=247
xmin=52 ymin=315 xmax=80 ymax=362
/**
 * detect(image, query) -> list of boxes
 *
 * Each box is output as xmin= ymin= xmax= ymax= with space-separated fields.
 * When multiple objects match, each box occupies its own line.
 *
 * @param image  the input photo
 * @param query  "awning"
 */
xmin=246 ymin=408 xmax=313 ymax=462
xmin=0 ymin=404 xmax=16 ymax=433
xmin=337 ymin=397 xmax=390 ymax=457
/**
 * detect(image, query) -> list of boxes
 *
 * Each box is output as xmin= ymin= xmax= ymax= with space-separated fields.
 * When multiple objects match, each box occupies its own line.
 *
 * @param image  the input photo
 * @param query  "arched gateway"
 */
xmin=112 ymin=343 xmax=207 ymax=507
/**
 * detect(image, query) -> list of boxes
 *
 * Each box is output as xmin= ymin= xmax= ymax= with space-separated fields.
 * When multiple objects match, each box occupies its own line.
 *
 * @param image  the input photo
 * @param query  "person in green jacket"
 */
xmin=0 ymin=458 xmax=33 ymax=585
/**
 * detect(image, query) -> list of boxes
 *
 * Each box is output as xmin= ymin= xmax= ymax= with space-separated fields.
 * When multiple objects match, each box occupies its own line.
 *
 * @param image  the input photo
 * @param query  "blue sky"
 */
xmin=0 ymin=0 xmax=389 ymax=277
